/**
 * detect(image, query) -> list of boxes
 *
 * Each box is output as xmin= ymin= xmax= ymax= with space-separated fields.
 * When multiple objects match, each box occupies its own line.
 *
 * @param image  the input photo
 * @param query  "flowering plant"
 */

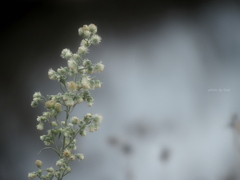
xmin=28 ymin=24 xmax=104 ymax=180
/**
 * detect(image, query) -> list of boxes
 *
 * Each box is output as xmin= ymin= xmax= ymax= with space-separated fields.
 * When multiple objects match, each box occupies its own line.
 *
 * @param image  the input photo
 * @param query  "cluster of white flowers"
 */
xmin=29 ymin=24 xmax=104 ymax=180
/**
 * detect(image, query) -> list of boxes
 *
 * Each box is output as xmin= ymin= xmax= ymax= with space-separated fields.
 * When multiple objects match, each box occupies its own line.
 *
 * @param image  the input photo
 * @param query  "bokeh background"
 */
xmin=2 ymin=0 xmax=240 ymax=179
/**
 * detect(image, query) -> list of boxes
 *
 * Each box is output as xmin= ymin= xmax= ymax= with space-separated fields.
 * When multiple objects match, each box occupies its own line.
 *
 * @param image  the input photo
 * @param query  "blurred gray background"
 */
xmin=1 ymin=0 xmax=240 ymax=179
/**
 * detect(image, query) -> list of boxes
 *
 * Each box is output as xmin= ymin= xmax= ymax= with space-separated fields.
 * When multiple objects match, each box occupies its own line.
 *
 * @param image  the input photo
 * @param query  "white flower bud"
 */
xmin=95 ymin=62 xmax=104 ymax=72
xmin=28 ymin=172 xmax=37 ymax=179
xmin=91 ymin=34 xmax=101 ymax=45
xmin=57 ymin=67 xmax=67 ymax=74
xmin=89 ymin=24 xmax=97 ymax=33
xmin=80 ymin=130 xmax=87 ymax=136
xmin=61 ymin=48 xmax=72 ymax=59
xmin=71 ymin=116 xmax=79 ymax=125
xmin=76 ymin=153 xmax=84 ymax=160
xmin=72 ymin=53 xmax=80 ymax=60
xmin=35 ymin=160 xmax=42 ymax=168
xmin=51 ymin=121 xmax=58 ymax=127
xmin=65 ymin=98 xmax=75 ymax=107
xmin=48 ymin=69 xmax=57 ymax=80
xmin=88 ymin=101 xmax=93 ymax=107
xmin=31 ymin=101 xmax=38 ymax=108
xmin=94 ymin=114 xmax=103 ymax=124
xmin=54 ymin=103 xmax=62 ymax=112
xmin=37 ymin=123 xmax=44 ymax=130
xmin=43 ymin=112 xmax=50 ymax=117
xmin=88 ymin=124 xmax=96 ymax=132
xmin=33 ymin=92 xmax=42 ymax=98
xmin=67 ymin=81 xmax=77 ymax=92
xmin=78 ymin=27 xmax=84 ymax=36
xmin=47 ymin=167 xmax=54 ymax=172
xmin=66 ymin=166 xmax=71 ymax=172
xmin=56 ymin=159 xmax=64 ymax=167
xmin=83 ymin=30 xmax=91 ymax=38
xmin=82 ymin=25 xmax=89 ymax=31
xmin=45 ymin=100 xmax=55 ymax=109
xmin=81 ymin=76 xmax=90 ymax=89
xmin=63 ymin=149 xmax=71 ymax=157
xmin=69 ymin=155 xmax=76 ymax=161
xmin=44 ymin=141 xmax=51 ymax=145
xmin=40 ymin=135 xmax=46 ymax=141
xmin=78 ymin=46 xmax=88 ymax=55
xmin=67 ymin=59 xmax=77 ymax=71
xmin=80 ymin=39 xmax=89 ymax=47
xmin=95 ymin=80 xmax=102 ymax=88
xmin=76 ymin=95 xmax=83 ymax=103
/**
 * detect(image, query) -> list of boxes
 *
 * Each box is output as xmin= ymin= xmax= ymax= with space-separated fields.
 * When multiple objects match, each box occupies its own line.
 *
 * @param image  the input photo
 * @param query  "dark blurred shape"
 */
xmin=160 ymin=147 xmax=171 ymax=162
xmin=229 ymin=114 xmax=238 ymax=128
xmin=127 ymin=120 xmax=150 ymax=138
xmin=122 ymin=143 xmax=132 ymax=155
xmin=107 ymin=136 xmax=133 ymax=155
xmin=108 ymin=136 xmax=121 ymax=146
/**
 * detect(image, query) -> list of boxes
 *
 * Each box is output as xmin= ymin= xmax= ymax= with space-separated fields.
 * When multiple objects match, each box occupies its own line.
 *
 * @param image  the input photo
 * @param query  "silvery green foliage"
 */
xmin=29 ymin=24 xmax=104 ymax=180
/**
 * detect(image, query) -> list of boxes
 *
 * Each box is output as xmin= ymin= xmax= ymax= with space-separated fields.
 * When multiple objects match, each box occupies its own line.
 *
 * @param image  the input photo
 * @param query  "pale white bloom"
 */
xmin=94 ymin=114 xmax=103 ymax=124
xmin=63 ymin=149 xmax=71 ymax=157
xmin=56 ymin=159 xmax=64 ymax=167
xmin=35 ymin=160 xmax=42 ymax=168
xmin=69 ymin=155 xmax=76 ymax=161
xmin=71 ymin=116 xmax=79 ymax=124
xmin=67 ymin=81 xmax=77 ymax=92
xmin=78 ymin=27 xmax=84 ymax=36
xmin=89 ymin=24 xmax=97 ymax=33
xmin=65 ymin=98 xmax=75 ymax=107
xmin=47 ymin=167 xmax=54 ymax=172
xmin=61 ymin=48 xmax=72 ymax=59
xmin=48 ymin=69 xmax=56 ymax=80
xmin=78 ymin=46 xmax=89 ymax=54
xmin=67 ymin=59 xmax=77 ymax=71
xmin=37 ymin=123 xmax=44 ymax=130
xmin=95 ymin=62 xmax=104 ymax=72
xmin=76 ymin=153 xmax=84 ymax=160
xmin=91 ymin=34 xmax=101 ymax=44
xmin=51 ymin=121 xmax=58 ymax=127
xmin=83 ymin=30 xmax=91 ymax=38
xmin=33 ymin=92 xmax=41 ymax=98
xmin=95 ymin=80 xmax=102 ymax=88
xmin=81 ymin=76 xmax=90 ymax=89
xmin=28 ymin=172 xmax=37 ymax=179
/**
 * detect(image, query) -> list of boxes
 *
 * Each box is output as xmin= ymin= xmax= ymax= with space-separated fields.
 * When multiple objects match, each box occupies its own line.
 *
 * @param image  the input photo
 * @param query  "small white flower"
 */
xmin=47 ymin=167 xmax=54 ymax=172
xmin=48 ymin=69 xmax=57 ymax=80
xmin=81 ymin=76 xmax=90 ymax=89
xmin=56 ymin=159 xmax=64 ymax=167
xmin=78 ymin=27 xmax=84 ymax=36
xmin=33 ymin=92 xmax=41 ymax=98
xmin=67 ymin=59 xmax=77 ymax=71
xmin=89 ymin=24 xmax=97 ymax=33
xmin=95 ymin=62 xmax=104 ymax=72
xmin=28 ymin=172 xmax=37 ymax=179
xmin=67 ymin=81 xmax=77 ymax=92
xmin=65 ymin=98 xmax=75 ymax=107
xmin=51 ymin=121 xmax=58 ymax=127
xmin=37 ymin=123 xmax=44 ymax=130
xmin=35 ymin=160 xmax=42 ymax=168
xmin=78 ymin=46 xmax=89 ymax=55
xmin=91 ymin=34 xmax=101 ymax=44
xmin=94 ymin=114 xmax=103 ymax=124
xmin=71 ymin=116 xmax=79 ymax=124
xmin=83 ymin=30 xmax=91 ymax=38
xmin=61 ymin=48 xmax=72 ymax=59
xmin=76 ymin=153 xmax=84 ymax=160
xmin=95 ymin=80 xmax=102 ymax=88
